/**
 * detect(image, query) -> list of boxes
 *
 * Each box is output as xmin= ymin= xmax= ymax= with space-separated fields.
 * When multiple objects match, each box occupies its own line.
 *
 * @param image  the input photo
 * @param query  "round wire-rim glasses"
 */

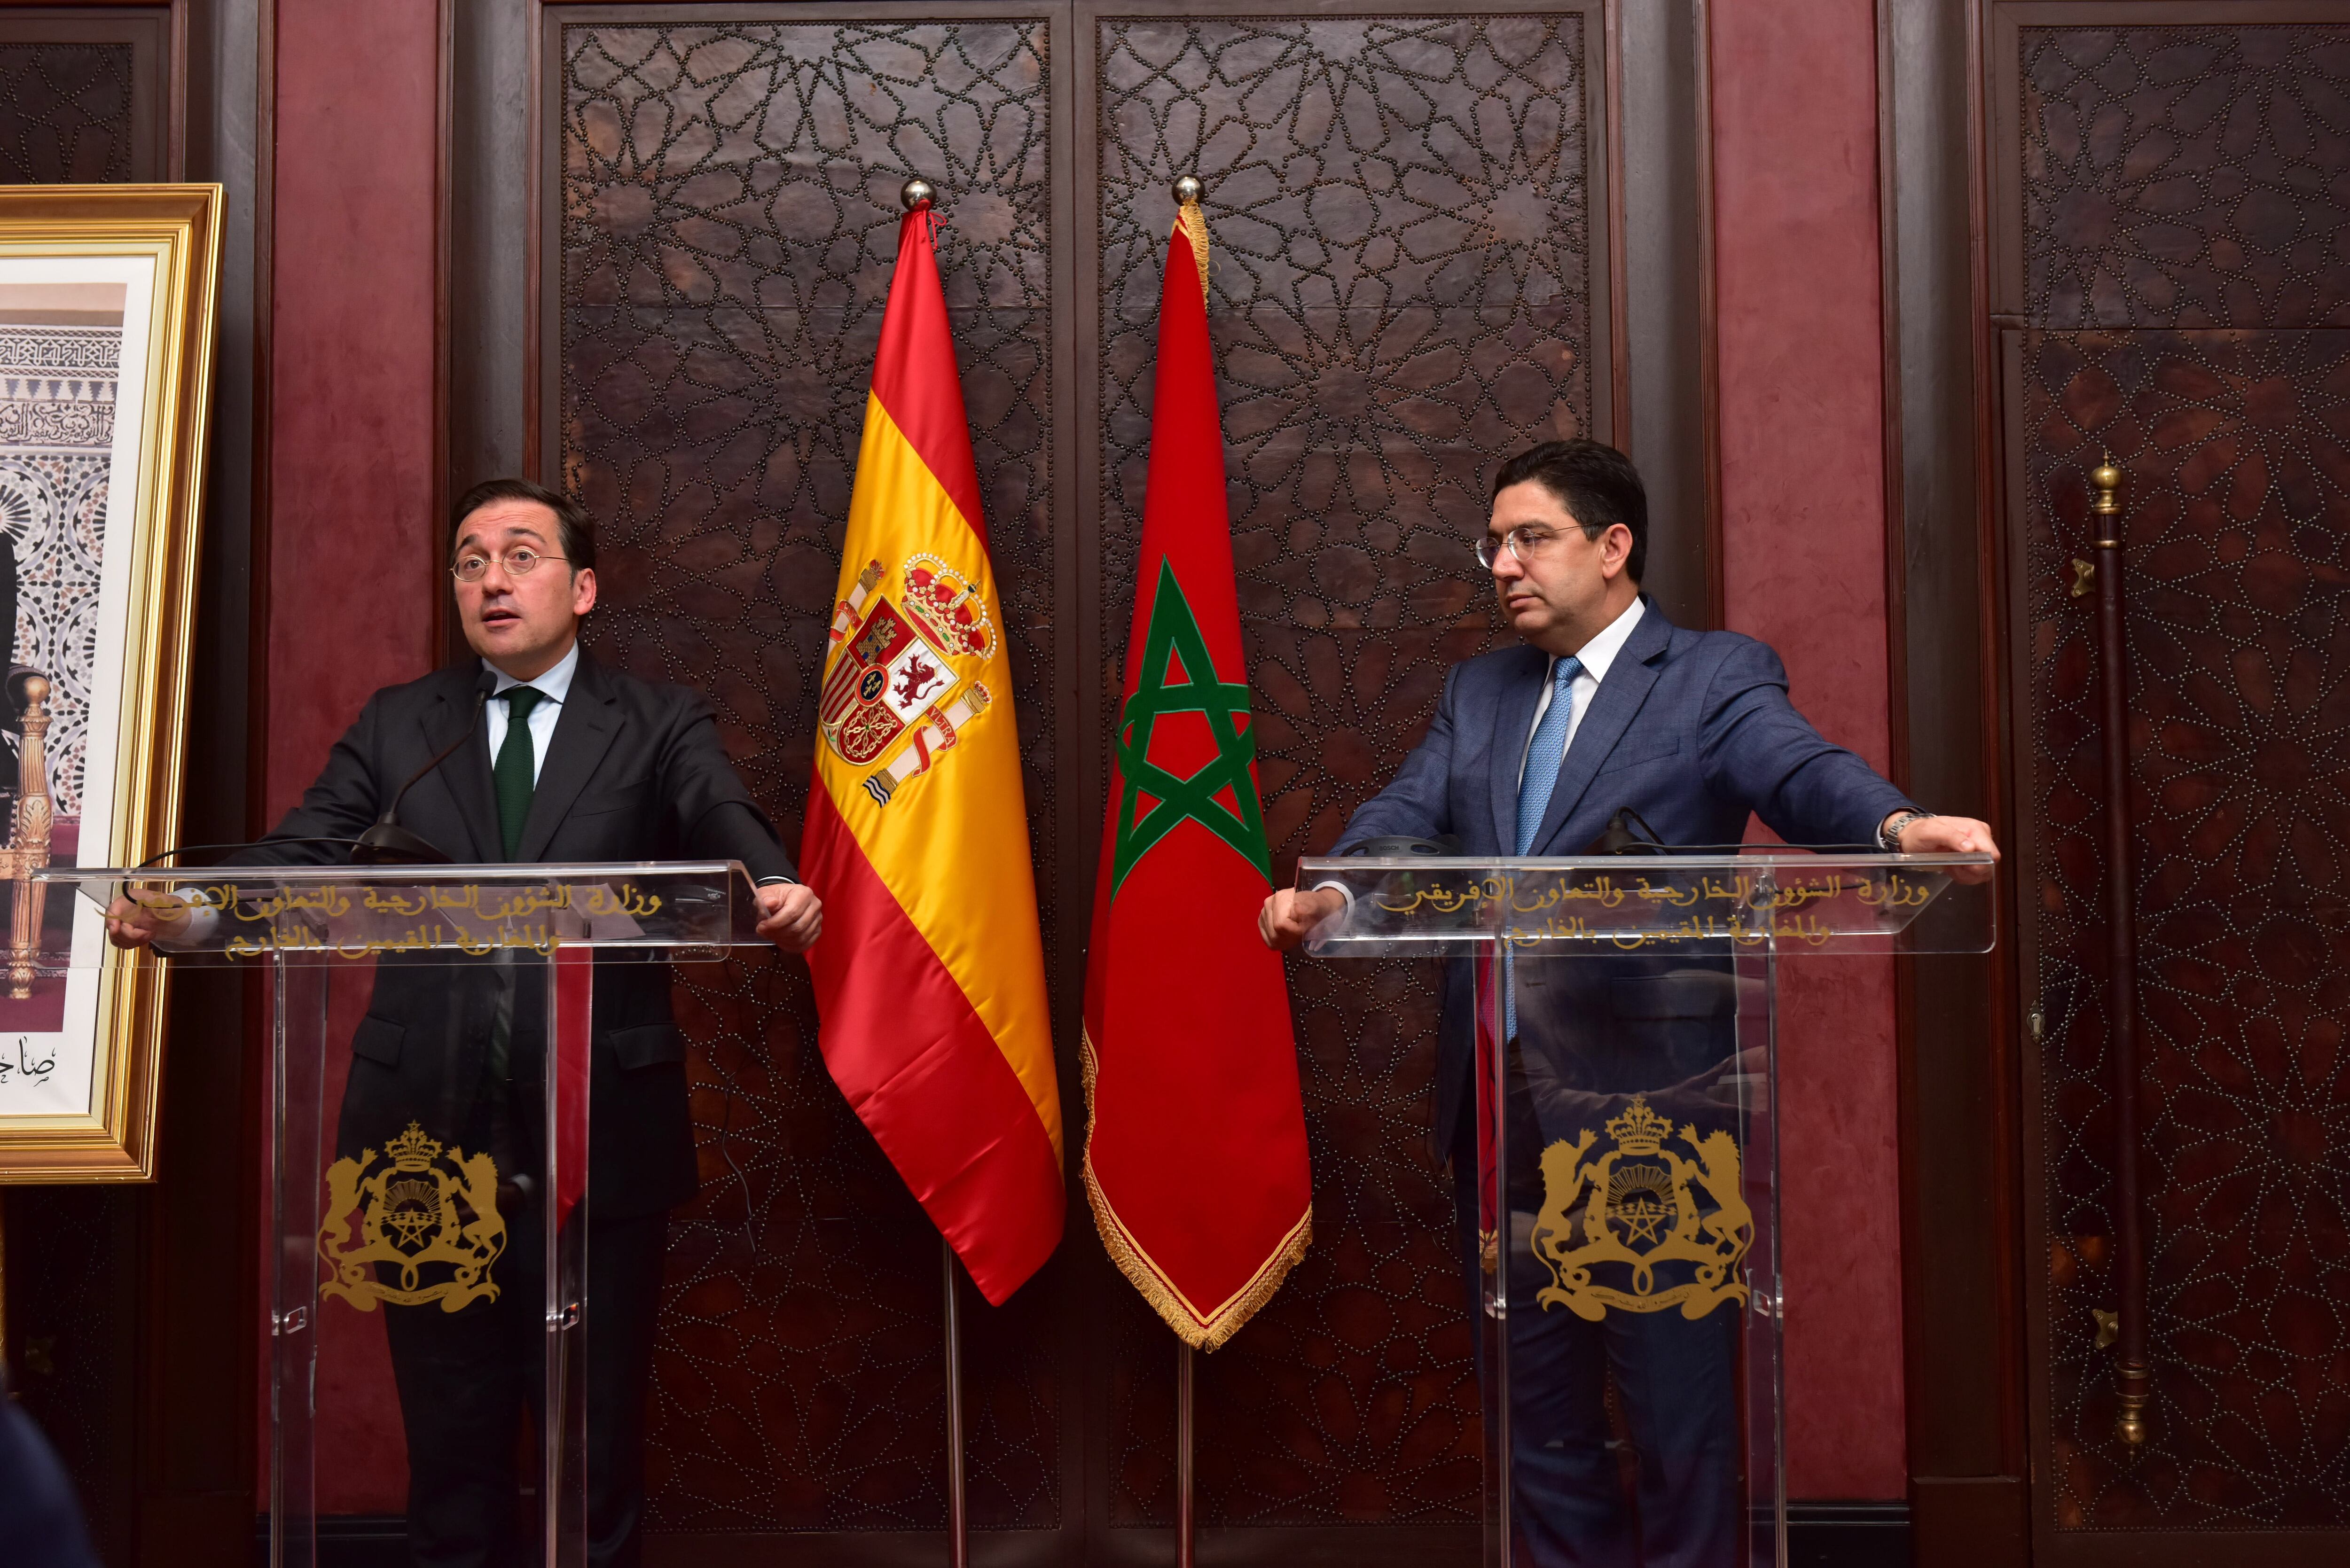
xmin=450 ymin=549 xmax=571 ymax=583
xmin=1472 ymin=524 xmax=1595 ymax=571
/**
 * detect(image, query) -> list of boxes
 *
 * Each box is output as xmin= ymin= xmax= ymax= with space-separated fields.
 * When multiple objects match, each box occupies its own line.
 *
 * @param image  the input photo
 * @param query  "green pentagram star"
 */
xmin=1110 ymin=559 xmax=1272 ymax=896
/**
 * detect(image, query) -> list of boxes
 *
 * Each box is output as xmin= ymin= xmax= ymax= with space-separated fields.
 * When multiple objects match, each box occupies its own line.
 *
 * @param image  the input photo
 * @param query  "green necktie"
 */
xmin=494 ymin=686 xmax=545 ymax=859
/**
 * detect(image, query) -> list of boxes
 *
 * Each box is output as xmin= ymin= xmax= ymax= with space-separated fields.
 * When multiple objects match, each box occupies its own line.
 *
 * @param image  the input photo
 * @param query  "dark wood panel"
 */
xmin=0 ymin=9 xmax=169 ymax=184
xmin=2010 ymin=325 xmax=2350 ymax=1546
xmin=551 ymin=13 xmax=1066 ymax=1533
xmin=543 ymin=4 xmax=1611 ymax=1560
xmin=0 ymin=9 xmax=265 ymax=1568
xmin=1086 ymin=8 xmax=1599 ymax=1529
xmin=3 ymin=1183 xmax=140 ymax=1560
xmin=1880 ymin=3 xmax=2031 ymax=1545
xmin=1613 ymin=0 xmax=1717 ymax=630
xmin=1991 ymin=2 xmax=2350 ymax=326
xmin=1990 ymin=8 xmax=2350 ymax=1561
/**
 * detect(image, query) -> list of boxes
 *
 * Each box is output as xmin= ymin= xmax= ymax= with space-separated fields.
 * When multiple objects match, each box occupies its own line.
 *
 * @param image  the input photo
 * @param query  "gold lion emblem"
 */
xmin=317 ymin=1122 xmax=506 ymax=1312
xmin=1528 ymin=1095 xmax=1752 ymax=1321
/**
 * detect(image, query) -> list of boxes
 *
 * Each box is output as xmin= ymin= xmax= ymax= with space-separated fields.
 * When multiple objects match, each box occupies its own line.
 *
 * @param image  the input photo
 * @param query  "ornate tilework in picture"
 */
xmin=0 ymin=320 xmax=118 ymax=823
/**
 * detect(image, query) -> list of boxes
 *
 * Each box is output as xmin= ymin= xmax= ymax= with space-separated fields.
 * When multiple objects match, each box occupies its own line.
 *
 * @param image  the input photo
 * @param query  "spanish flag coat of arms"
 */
xmin=801 ymin=201 xmax=1063 ymax=1305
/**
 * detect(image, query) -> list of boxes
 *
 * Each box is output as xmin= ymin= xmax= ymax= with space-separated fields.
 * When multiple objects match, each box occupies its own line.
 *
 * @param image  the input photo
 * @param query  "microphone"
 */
xmin=351 ymin=670 xmax=497 ymax=865
xmin=1583 ymin=807 xmax=1667 ymax=855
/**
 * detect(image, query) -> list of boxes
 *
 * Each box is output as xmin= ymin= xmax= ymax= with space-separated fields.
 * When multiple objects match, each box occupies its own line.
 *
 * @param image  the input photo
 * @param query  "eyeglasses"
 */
xmin=1473 ymin=524 xmax=1598 ymax=571
xmin=451 ymin=548 xmax=569 ymax=583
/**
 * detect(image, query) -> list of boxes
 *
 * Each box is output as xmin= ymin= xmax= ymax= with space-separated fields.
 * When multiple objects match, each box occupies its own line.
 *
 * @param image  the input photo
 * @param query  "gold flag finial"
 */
xmin=1172 ymin=176 xmax=1208 ymax=303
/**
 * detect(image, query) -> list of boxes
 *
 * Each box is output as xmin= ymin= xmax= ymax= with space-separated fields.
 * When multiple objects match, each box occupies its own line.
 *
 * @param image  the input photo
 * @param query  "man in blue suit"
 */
xmin=1260 ymin=440 xmax=1997 ymax=1566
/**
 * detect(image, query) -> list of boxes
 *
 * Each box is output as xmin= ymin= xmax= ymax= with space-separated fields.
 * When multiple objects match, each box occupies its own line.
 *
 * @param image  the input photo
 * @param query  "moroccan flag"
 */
xmin=801 ymin=201 xmax=1063 ymax=1305
xmin=1081 ymin=199 xmax=1312 ymax=1350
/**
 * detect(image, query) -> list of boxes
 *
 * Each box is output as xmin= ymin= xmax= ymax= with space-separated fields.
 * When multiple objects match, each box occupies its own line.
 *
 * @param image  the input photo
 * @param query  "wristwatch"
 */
xmin=1878 ymin=810 xmax=1934 ymax=853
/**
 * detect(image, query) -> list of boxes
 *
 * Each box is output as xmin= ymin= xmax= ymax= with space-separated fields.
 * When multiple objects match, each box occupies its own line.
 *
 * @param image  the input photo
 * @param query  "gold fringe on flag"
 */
xmin=1080 ymin=1025 xmax=1312 ymax=1352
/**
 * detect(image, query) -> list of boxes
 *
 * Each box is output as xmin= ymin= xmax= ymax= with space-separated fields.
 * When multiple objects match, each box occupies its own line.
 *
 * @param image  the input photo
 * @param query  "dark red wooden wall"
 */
xmin=41 ymin=3 xmax=2350 ymax=1566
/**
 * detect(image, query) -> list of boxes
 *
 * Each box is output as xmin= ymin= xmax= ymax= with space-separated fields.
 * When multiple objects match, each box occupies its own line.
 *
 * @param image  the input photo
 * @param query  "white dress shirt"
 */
xmin=1310 ymin=597 xmax=1649 ymax=920
xmin=1518 ymin=595 xmax=1645 ymax=786
xmin=484 ymin=640 xmax=577 ymax=783
xmin=481 ymin=641 xmax=793 ymax=884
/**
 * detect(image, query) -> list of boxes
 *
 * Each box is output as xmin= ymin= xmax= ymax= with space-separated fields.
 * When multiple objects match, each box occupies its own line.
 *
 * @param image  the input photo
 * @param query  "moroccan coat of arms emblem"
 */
xmin=1527 ymin=1094 xmax=1753 ymax=1321
xmin=317 ymin=1121 xmax=506 ymax=1312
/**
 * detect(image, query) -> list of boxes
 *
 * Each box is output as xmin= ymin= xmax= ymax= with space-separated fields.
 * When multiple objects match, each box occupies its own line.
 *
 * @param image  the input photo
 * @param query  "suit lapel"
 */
xmin=516 ymin=650 xmax=620 ymax=861
xmin=1528 ymin=603 xmax=1673 ymax=855
xmin=1487 ymin=644 xmax=1549 ymax=852
xmin=421 ymin=671 xmax=499 ymax=863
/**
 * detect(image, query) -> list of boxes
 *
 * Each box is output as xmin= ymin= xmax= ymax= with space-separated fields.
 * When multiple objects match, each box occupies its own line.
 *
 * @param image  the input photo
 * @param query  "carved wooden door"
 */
xmin=538 ymin=2 xmax=1633 ymax=1560
xmin=1994 ymin=7 xmax=2350 ymax=1564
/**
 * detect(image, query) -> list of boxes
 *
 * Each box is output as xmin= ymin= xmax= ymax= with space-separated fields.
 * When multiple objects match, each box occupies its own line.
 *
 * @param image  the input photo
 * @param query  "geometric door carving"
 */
xmin=554 ymin=5 xmax=1602 ymax=1557
xmin=2004 ymin=13 xmax=2350 ymax=1545
xmin=1094 ymin=15 xmax=1591 ymax=1531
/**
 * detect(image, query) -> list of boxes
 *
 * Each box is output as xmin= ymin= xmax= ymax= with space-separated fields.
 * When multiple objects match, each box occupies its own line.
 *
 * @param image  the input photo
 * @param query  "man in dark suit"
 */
xmin=1260 ymin=440 xmax=1997 ymax=1566
xmin=109 ymin=478 xmax=822 ymax=1568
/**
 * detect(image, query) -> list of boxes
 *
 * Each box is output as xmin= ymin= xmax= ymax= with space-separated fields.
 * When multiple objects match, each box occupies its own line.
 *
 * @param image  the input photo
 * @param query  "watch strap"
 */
xmin=1879 ymin=809 xmax=1934 ymax=852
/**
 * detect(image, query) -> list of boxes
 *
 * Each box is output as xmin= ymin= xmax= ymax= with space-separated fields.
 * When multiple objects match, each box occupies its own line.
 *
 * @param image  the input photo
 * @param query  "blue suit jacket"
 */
xmin=1329 ymin=599 xmax=1916 ymax=1152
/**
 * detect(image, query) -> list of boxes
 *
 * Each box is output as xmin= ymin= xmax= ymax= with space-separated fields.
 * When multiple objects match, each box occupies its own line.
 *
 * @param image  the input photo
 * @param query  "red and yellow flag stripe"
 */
xmin=801 ymin=206 xmax=1062 ymax=1305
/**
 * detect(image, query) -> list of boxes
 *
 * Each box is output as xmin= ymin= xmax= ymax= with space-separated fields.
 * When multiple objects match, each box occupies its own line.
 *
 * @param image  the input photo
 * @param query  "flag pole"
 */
xmin=944 ymin=1234 xmax=969 ymax=1568
xmin=1169 ymin=175 xmax=1206 ymax=1568
xmin=1176 ymin=1340 xmax=1197 ymax=1568
xmin=886 ymin=171 xmax=967 ymax=1567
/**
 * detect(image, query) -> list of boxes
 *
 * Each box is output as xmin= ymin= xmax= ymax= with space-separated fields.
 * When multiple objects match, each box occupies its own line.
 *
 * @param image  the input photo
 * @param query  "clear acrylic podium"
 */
xmin=48 ymin=860 xmax=769 ymax=1568
xmin=1297 ymin=851 xmax=1996 ymax=1568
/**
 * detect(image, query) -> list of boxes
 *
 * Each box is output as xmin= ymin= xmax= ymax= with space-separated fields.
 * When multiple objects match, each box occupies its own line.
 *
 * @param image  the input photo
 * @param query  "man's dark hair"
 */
xmin=1490 ymin=439 xmax=1647 ymax=583
xmin=450 ymin=477 xmax=596 ymax=574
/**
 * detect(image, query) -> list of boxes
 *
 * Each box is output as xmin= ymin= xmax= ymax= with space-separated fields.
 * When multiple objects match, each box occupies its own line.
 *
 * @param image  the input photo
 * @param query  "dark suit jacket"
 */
xmin=244 ymin=651 xmax=794 ymax=1215
xmin=1331 ymin=599 xmax=1916 ymax=1151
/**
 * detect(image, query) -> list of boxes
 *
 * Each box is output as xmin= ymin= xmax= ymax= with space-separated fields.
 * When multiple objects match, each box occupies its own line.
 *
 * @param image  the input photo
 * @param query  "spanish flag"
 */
xmin=1081 ymin=195 xmax=1311 ymax=1349
xmin=802 ymin=201 xmax=1063 ymax=1304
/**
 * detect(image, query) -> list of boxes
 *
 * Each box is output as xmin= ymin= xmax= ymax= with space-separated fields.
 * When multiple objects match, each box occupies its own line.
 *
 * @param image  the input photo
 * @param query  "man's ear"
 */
xmin=1601 ymin=523 xmax=1634 ymax=579
xmin=571 ymin=566 xmax=598 ymax=616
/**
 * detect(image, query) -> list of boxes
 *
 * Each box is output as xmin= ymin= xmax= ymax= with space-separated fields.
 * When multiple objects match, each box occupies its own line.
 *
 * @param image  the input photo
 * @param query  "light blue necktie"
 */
xmin=1508 ymin=655 xmax=1584 ymax=1040
xmin=1516 ymin=656 xmax=1585 ymax=855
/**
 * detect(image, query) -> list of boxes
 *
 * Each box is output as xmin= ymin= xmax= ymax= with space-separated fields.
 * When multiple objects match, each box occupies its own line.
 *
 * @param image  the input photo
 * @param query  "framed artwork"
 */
xmin=0 ymin=185 xmax=219 ymax=1180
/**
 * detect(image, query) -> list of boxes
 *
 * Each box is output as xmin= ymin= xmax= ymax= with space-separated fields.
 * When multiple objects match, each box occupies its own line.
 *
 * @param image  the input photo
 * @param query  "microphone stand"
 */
xmin=351 ymin=678 xmax=493 ymax=864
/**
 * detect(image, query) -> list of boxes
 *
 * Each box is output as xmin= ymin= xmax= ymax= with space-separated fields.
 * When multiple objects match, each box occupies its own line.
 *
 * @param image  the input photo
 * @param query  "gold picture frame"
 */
xmin=0 ymin=185 xmax=221 ymax=1181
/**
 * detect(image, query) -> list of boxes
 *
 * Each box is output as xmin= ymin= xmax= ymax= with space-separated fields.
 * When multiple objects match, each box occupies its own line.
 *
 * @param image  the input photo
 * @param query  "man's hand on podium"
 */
xmin=1259 ymin=886 xmax=1345 ymax=952
xmin=755 ymin=881 xmax=823 ymax=953
xmin=1885 ymin=812 xmax=2001 ymax=884
xmin=104 ymin=891 xmax=192 ymax=949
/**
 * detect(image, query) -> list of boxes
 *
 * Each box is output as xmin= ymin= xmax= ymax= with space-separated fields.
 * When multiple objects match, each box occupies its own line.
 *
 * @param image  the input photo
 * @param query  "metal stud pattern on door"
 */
xmin=560 ymin=20 xmax=1060 ymax=1530
xmin=556 ymin=7 xmax=1602 ymax=1554
xmin=2015 ymin=17 xmax=2350 ymax=1532
xmin=1094 ymin=15 xmax=1591 ymax=1528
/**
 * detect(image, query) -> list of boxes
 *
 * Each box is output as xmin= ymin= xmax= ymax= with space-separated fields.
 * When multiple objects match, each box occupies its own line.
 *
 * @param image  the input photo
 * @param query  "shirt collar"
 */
xmin=484 ymin=639 xmax=579 ymax=705
xmin=1553 ymin=595 xmax=1644 ymax=685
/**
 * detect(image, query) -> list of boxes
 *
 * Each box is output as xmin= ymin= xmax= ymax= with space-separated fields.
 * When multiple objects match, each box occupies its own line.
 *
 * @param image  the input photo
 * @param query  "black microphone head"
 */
xmin=352 ymin=820 xmax=455 ymax=866
xmin=475 ymin=668 xmax=499 ymax=699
